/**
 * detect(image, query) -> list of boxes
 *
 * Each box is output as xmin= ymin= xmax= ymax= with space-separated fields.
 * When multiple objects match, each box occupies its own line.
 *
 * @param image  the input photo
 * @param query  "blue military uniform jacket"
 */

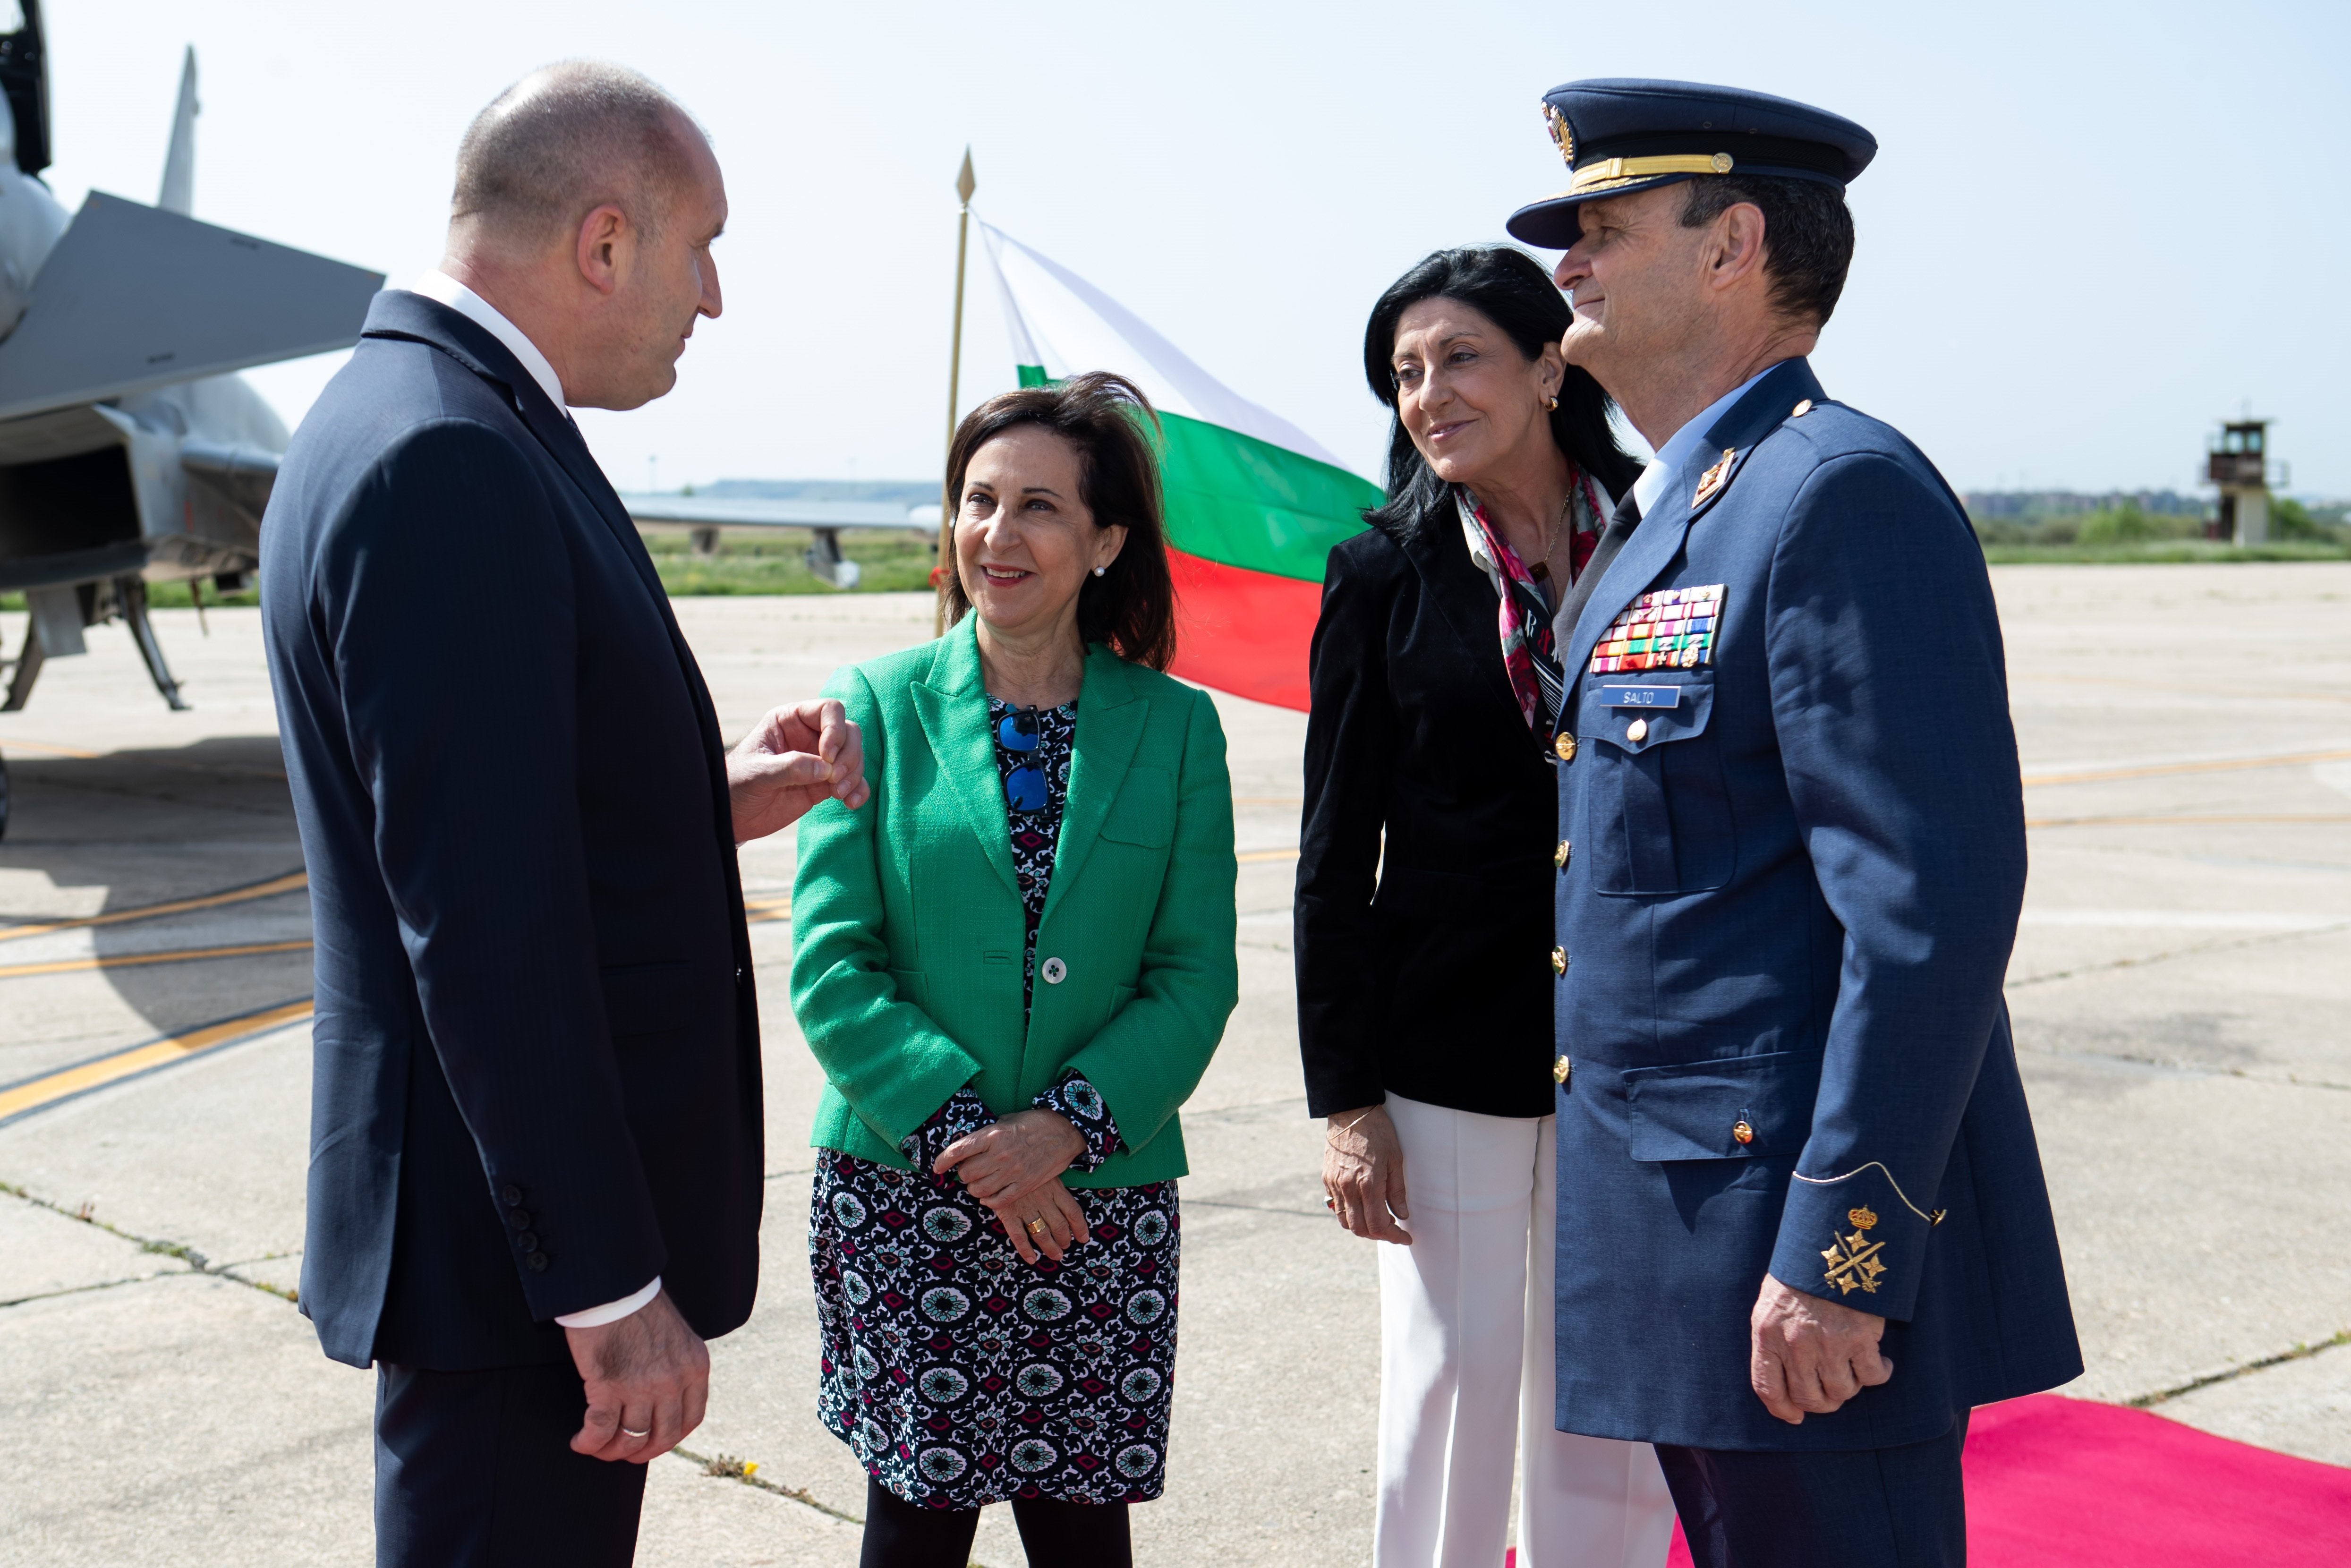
xmin=1551 ymin=358 xmax=2082 ymax=1451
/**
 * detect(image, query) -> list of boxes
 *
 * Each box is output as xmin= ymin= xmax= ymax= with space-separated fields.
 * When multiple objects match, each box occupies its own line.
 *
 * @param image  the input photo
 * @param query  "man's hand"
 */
xmin=1322 ymin=1104 xmax=1410 ymax=1244
xmin=565 ymin=1288 xmax=710 ymax=1463
xmin=1749 ymin=1272 xmax=1892 ymax=1424
xmin=727 ymin=699 xmax=869 ymax=843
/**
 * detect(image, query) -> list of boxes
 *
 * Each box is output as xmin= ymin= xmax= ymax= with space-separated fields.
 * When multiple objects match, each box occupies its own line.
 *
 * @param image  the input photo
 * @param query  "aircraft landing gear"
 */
xmin=1 ymin=618 xmax=40 ymax=710
xmin=1 ymin=576 xmax=188 ymax=713
xmin=118 ymin=578 xmax=189 ymax=711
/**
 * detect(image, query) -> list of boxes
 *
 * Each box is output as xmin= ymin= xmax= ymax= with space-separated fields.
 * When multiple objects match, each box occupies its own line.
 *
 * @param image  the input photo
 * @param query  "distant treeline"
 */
xmin=1964 ymin=490 xmax=2349 ymax=547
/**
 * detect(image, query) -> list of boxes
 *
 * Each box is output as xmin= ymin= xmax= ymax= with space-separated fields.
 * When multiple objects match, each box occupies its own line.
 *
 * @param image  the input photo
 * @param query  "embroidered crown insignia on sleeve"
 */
xmin=1822 ymin=1206 xmax=1888 ymax=1296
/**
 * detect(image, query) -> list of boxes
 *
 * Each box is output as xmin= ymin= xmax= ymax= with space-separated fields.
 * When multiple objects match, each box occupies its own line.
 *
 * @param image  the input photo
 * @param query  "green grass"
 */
xmin=0 ymin=529 xmax=943 ymax=612
xmin=644 ymin=528 xmax=939 ymax=595
xmin=1978 ymin=540 xmax=2351 ymax=564
xmin=5 ymin=527 xmax=2340 ymax=616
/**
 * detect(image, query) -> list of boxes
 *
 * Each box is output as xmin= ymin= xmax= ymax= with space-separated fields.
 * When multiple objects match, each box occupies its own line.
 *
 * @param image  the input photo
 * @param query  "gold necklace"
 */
xmin=1529 ymin=494 xmax=1570 ymax=581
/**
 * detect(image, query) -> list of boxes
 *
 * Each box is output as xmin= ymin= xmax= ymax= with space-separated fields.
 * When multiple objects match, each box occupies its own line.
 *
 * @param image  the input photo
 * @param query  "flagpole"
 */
xmin=933 ymin=147 xmax=976 ymax=636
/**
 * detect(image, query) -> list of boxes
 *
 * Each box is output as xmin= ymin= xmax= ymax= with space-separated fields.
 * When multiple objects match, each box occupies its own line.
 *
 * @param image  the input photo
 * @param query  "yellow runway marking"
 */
xmin=0 ymin=939 xmax=314 ymax=981
xmin=2014 ymin=672 xmax=2351 ymax=706
xmin=2024 ymin=748 xmax=2351 ymax=789
xmin=1238 ymin=848 xmax=1300 ymax=863
xmin=2028 ymin=813 xmax=2351 ymax=830
xmin=0 ymin=737 xmax=104 ymax=758
xmin=0 ymin=1000 xmax=316 ymax=1125
xmin=0 ymin=872 xmax=309 ymax=944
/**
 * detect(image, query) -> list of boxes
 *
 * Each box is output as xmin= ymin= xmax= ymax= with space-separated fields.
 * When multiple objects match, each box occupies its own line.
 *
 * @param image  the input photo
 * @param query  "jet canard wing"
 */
xmin=0 ymin=191 xmax=381 ymax=425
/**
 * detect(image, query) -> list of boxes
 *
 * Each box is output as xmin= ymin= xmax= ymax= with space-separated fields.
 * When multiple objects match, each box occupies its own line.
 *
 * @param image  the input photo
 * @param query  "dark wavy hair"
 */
xmin=941 ymin=371 xmax=1177 ymax=671
xmin=1360 ymin=246 xmax=1641 ymax=536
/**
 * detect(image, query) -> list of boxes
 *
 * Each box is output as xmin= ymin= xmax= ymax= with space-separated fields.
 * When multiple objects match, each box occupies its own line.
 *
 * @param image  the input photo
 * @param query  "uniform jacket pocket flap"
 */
xmin=600 ymin=960 xmax=697 ymax=1038
xmin=1586 ymin=678 xmax=1715 ymax=755
xmin=1098 ymin=767 xmax=1175 ymax=846
xmin=1623 ymin=1048 xmax=1819 ymax=1161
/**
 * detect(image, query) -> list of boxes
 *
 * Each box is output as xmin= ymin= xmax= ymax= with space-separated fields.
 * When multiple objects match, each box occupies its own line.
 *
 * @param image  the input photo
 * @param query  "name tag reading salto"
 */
xmin=1599 ymin=685 xmax=1681 ymax=709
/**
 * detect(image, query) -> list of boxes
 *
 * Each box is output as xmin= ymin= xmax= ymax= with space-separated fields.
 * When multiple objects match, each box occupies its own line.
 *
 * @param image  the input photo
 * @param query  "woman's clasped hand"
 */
xmin=934 ymin=1108 xmax=1093 ymax=1264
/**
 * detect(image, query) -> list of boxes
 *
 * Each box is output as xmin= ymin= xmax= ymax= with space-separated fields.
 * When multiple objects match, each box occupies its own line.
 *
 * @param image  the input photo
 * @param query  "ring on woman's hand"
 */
xmin=1325 ymin=1196 xmax=1337 ymax=1212
xmin=620 ymin=1426 xmax=651 ymax=1439
xmin=1025 ymin=1217 xmax=1048 ymax=1234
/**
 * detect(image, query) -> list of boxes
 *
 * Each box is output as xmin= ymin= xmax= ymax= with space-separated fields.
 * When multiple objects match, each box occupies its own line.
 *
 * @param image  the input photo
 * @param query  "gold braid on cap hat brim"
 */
xmin=1542 ymin=152 xmax=1737 ymax=201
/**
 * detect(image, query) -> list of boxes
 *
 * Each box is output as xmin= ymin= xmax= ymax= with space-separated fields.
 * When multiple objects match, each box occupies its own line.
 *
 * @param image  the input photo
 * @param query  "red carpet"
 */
xmin=1506 ymin=1395 xmax=2351 ymax=1566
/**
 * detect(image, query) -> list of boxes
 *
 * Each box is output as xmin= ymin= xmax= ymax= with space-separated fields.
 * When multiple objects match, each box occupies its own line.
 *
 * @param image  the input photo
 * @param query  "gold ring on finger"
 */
xmin=1025 ymin=1218 xmax=1048 ymax=1234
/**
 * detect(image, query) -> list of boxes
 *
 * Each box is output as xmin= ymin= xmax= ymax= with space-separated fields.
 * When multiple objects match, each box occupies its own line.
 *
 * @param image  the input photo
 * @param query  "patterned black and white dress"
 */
xmin=809 ymin=697 xmax=1182 ymax=1508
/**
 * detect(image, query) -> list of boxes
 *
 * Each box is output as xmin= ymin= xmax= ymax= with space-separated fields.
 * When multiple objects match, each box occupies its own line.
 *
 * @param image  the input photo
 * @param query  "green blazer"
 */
xmin=790 ymin=617 xmax=1239 ymax=1187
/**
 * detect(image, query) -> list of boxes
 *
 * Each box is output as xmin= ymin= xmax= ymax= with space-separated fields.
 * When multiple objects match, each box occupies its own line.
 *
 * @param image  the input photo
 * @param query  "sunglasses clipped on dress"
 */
xmin=997 ymin=707 xmax=1048 ymax=812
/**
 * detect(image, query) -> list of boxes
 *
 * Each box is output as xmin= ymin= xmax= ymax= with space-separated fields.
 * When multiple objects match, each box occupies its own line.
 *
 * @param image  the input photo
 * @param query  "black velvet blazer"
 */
xmin=1295 ymin=500 xmax=1562 ymax=1120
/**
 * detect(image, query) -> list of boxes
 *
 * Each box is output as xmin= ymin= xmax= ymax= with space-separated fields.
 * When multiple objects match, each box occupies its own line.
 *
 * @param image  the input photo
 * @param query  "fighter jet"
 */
xmin=0 ymin=2 xmax=381 ymax=741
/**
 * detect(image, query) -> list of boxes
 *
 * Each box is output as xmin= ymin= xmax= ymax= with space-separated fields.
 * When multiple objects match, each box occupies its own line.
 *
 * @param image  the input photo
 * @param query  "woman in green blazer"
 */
xmin=790 ymin=373 xmax=1238 ymax=1568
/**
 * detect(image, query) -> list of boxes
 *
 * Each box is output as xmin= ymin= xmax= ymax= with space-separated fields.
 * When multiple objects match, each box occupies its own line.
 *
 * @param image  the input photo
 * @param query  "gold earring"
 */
xmin=1544 ymin=394 xmax=1560 ymax=411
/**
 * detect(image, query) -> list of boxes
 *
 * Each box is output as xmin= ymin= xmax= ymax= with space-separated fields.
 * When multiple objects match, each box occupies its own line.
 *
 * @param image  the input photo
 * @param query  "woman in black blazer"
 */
xmin=1295 ymin=247 xmax=1675 ymax=1567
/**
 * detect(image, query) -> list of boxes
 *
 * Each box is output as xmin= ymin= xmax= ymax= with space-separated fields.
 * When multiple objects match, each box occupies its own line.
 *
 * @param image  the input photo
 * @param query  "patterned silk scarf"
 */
xmin=1459 ymin=473 xmax=1608 ymax=733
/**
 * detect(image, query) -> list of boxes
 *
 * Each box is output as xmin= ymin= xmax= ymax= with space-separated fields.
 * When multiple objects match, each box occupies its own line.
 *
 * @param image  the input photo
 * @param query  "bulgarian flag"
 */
xmin=979 ymin=222 xmax=1380 ymax=710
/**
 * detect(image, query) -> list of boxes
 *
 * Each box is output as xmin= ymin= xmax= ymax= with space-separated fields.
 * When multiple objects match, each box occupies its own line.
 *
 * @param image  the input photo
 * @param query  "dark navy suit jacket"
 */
xmin=1551 ymin=359 xmax=2082 ymax=1450
xmin=261 ymin=292 xmax=760 ymax=1371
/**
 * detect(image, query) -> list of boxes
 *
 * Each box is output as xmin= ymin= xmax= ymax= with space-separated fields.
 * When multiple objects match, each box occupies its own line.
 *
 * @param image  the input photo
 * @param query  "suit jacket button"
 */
xmin=735 ymin=966 xmax=746 ymax=984
xmin=1553 ymin=1055 xmax=1572 ymax=1085
xmin=1732 ymin=1120 xmax=1755 ymax=1145
xmin=1554 ymin=733 xmax=1577 ymax=762
xmin=1554 ymin=839 xmax=1571 ymax=869
xmin=1550 ymin=947 xmax=1567 ymax=975
xmin=506 ymin=1210 xmax=531 ymax=1231
xmin=525 ymin=1252 xmax=550 ymax=1272
xmin=516 ymin=1233 xmax=539 ymax=1251
xmin=1041 ymin=957 xmax=1067 ymax=985
xmin=501 ymin=1185 xmax=524 ymax=1208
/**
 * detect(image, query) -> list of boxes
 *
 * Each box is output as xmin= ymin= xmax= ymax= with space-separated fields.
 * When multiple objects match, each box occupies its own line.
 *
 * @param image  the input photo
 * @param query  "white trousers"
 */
xmin=1372 ymin=1093 xmax=1677 ymax=1568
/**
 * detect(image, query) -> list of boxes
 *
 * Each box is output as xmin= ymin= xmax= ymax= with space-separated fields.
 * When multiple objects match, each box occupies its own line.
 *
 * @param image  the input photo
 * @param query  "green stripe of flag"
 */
xmin=1014 ymin=365 xmax=1376 ymax=582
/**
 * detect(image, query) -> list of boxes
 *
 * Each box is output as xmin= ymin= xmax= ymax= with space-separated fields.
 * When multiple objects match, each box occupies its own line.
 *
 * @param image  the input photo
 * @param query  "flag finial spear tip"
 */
xmin=955 ymin=147 xmax=976 ymax=205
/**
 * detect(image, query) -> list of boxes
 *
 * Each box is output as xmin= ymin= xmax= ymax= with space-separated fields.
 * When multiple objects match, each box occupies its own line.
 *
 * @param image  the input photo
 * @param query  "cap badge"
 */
xmin=1692 ymin=447 xmax=1738 ymax=507
xmin=1544 ymin=102 xmax=1575 ymax=166
xmin=1822 ymin=1207 xmax=1888 ymax=1296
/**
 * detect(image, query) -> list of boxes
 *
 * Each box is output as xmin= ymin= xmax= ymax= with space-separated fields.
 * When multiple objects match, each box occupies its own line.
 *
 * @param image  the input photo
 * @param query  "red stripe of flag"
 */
xmin=1167 ymin=548 xmax=1322 ymax=712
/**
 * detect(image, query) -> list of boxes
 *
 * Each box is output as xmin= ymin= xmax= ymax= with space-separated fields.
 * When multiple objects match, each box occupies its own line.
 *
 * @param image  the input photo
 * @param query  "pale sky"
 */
xmin=43 ymin=0 xmax=2351 ymax=496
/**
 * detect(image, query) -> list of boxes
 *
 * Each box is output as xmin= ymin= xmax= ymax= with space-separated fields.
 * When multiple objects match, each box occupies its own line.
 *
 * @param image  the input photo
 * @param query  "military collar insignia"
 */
xmin=1544 ymin=103 xmax=1574 ymax=165
xmin=1691 ymin=447 xmax=1738 ymax=508
xmin=1821 ymin=1206 xmax=1888 ymax=1296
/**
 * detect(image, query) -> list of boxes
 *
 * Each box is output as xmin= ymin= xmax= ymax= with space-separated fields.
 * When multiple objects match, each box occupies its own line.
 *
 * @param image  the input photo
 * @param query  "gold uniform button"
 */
xmin=1554 ymin=733 xmax=1577 ymax=762
xmin=1553 ymin=839 xmax=1571 ymax=869
xmin=1791 ymin=398 xmax=1814 ymax=418
xmin=1626 ymin=718 xmax=1649 ymax=743
xmin=1550 ymin=946 xmax=1567 ymax=975
xmin=1553 ymin=1055 xmax=1573 ymax=1085
xmin=1732 ymin=1120 xmax=1755 ymax=1145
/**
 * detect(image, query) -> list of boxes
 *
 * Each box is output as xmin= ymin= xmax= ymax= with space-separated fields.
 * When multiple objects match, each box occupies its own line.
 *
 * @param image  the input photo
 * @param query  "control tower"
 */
xmin=2207 ymin=420 xmax=2274 ymax=545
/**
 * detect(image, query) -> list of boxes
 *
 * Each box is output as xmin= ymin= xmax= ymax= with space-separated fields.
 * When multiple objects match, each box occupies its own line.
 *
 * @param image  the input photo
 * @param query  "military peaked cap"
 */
xmin=1506 ymin=79 xmax=1876 ymax=249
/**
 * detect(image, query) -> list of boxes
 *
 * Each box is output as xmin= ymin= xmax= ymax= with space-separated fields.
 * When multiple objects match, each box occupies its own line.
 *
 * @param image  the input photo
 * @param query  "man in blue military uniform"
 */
xmin=1507 ymin=81 xmax=2083 ymax=1564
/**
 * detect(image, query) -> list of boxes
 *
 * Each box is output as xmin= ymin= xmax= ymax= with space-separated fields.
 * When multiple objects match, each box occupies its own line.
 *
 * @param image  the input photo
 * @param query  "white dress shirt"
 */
xmin=404 ymin=268 xmax=569 ymax=410
xmin=399 ymin=268 xmax=659 ymax=1333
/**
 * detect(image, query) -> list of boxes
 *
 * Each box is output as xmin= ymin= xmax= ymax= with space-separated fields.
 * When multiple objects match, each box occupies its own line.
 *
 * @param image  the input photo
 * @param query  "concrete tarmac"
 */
xmin=2 ymin=564 xmax=2346 ymax=1565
